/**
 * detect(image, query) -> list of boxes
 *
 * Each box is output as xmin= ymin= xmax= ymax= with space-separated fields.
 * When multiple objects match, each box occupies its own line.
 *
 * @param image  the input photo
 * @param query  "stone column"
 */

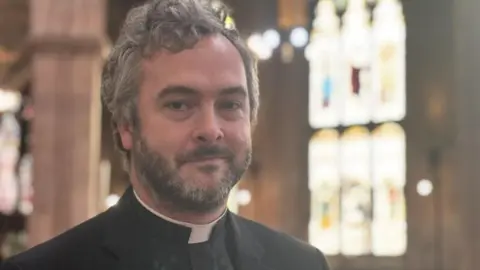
xmin=28 ymin=0 xmax=107 ymax=247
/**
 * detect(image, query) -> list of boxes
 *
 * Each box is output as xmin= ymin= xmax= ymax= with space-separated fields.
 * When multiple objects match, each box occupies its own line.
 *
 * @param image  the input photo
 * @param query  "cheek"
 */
xmin=139 ymin=113 xmax=189 ymax=160
xmin=225 ymin=122 xmax=252 ymax=151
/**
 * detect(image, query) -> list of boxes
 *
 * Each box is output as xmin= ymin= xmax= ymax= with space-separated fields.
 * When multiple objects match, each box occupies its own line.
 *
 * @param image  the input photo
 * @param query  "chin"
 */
xmin=178 ymin=169 xmax=227 ymax=190
xmin=190 ymin=172 xmax=225 ymax=187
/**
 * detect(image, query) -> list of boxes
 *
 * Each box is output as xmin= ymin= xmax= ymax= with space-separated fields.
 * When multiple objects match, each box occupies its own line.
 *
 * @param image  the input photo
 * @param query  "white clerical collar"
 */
xmin=133 ymin=190 xmax=226 ymax=244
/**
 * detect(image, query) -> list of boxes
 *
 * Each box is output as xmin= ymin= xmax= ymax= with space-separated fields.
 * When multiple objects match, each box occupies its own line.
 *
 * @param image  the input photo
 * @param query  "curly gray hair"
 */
xmin=101 ymin=0 xmax=259 ymax=167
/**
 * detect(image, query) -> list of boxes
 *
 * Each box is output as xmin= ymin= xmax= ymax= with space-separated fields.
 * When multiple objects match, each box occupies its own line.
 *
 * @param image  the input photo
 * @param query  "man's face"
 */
xmin=120 ymin=35 xmax=252 ymax=213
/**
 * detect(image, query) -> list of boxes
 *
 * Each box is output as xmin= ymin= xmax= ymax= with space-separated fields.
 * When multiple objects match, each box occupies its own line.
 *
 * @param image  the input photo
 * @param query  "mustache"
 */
xmin=176 ymin=145 xmax=235 ymax=165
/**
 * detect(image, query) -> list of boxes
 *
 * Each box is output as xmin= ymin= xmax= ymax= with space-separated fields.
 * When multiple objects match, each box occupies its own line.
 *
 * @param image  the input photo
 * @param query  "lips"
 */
xmin=176 ymin=145 xmax=234 ymax=166
xmin=187 ymin=156 xmax=228 ymax=163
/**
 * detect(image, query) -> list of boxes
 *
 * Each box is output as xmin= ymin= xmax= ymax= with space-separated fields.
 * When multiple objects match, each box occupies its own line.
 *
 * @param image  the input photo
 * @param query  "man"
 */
xmin=1 ymin=0 xmax=330 ymax=269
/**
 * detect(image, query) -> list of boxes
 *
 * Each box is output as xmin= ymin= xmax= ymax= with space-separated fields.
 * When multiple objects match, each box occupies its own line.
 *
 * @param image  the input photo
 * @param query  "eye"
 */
xmin=218 ymin=101 xmax=242 ymax=110
xmin=165 ymin=101 xmax=189 ymax=111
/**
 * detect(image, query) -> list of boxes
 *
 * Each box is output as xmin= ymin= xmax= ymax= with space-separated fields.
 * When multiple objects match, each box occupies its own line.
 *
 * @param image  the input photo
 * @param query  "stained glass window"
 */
xmin=306 ymin=0 xmax=342 ymax=128
xmin=340 ymin=0 xmax=373 ymax=126
xmin=371 ymin=0 xmax=406 ymax=123
xmin=0 ymin=112 xmax=21 ymax=215
xmin=372 ymin=123 xmax=406 ymax=256
xmin=339 ymin=127 xmax=372 ymax=255
xmin=309 ymin=130 xmax=341 ymax=255
xmin=307 ymin=0 xmax=407 ymax=258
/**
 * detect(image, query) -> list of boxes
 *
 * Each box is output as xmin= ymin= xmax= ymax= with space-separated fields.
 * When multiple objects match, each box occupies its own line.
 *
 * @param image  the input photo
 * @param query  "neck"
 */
xmin=131 ymin=179 xmax=226 ymax=225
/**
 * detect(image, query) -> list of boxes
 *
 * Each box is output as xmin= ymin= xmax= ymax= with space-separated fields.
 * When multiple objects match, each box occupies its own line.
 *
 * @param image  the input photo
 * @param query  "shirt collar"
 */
xmin=133 ymin=190 xmax=226 ymax=244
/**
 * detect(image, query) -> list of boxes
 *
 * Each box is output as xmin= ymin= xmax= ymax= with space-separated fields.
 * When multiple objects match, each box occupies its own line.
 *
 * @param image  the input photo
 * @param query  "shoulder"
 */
xmin=234 ymin=215 xmax=330 ymax=270
xmin=0 ymin=261 xmax=21 ymax=270
xmin=2 ymin=210 xmax=113 ymax=270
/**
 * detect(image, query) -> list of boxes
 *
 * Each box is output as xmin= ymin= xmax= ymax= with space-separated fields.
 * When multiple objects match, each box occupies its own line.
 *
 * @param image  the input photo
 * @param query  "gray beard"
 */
xmin=131 ymin=134 xmax=251 ymax=213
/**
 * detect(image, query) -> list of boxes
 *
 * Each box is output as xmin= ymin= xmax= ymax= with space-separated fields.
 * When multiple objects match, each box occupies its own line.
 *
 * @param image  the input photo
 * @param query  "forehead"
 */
xmin=141 ymin=34 xmax=247 ymax=96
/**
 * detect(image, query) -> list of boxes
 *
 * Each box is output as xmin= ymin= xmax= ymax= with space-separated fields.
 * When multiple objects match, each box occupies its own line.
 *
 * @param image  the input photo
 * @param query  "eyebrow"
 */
xmin=156 ymin=86 xmax=198 ymax=100
xmin=156 ymin=85 xmax=247 ymax=100
xmin=219 ymin=86 xmax=247 ymax=98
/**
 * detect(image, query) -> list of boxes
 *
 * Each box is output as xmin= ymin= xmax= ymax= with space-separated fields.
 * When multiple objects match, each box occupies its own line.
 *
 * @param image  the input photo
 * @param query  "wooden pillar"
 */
xmin=405 ymin=0 xmax=480 ymax=269
xmin=272 ymin=49 xmax=310 ymax=240
xmin=227 ymin=0 xmax=280 ymax=228
xmin=403 ymin=0 xmax=452 ymax=269
xmin=277 ymin=0 xmax=308 ymax=29
xmin=229 ymin=0 xmax=310 ymax=240
xmin=28 ymin=0 xmax=107 ymax=246
xmin=447 ymin=1 xmax=480 ymax=269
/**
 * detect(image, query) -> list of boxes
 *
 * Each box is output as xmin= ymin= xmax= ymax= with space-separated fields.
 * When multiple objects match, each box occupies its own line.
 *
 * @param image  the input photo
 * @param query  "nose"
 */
xmin=193 ymin=107 xmax=224 ymax=143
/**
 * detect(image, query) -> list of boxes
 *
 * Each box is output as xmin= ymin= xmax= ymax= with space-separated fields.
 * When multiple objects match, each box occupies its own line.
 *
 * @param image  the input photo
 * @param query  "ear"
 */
xmin=118 ymin=123 xmax=133 ymax=150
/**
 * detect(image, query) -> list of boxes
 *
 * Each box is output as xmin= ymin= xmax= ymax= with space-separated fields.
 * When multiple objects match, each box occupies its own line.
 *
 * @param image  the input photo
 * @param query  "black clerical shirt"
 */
xmin=0 ymin=187 xmax=331 ymax=270
xmin=189 ymin=218 xmax=235 ymax=270
xmin=133 ymin=191 xmax=236 ymax=270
